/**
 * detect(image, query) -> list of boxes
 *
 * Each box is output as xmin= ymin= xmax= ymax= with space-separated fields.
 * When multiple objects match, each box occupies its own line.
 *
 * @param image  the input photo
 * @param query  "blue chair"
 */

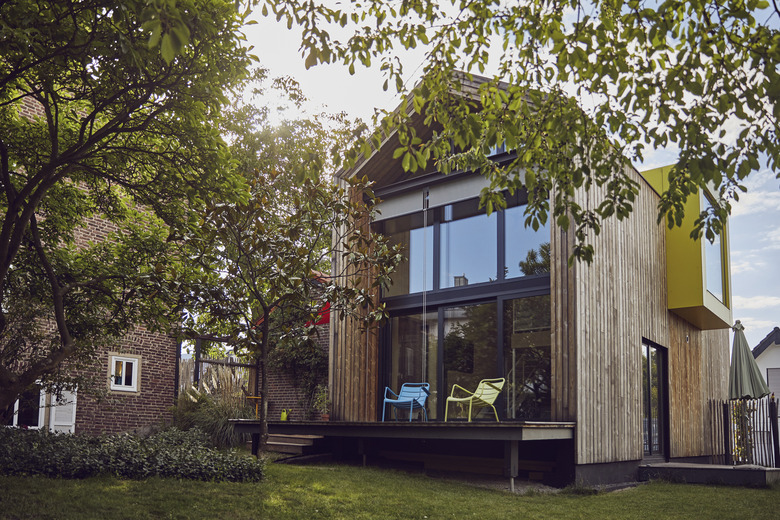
xmin=382 ymin=383 xmax=430 ymax=422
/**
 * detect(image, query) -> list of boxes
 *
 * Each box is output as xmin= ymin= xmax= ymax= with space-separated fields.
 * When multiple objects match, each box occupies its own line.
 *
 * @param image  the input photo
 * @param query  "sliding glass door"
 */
xmin=441 ymin=302 xmax=498 ymax=420
xmin=388 ymin=312 xmax=439 ymax=419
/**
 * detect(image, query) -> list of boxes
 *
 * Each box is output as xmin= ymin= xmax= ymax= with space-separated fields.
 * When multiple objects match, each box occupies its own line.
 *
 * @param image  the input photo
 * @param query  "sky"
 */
xmin=244 ymin=12 xmax=780 ymax=350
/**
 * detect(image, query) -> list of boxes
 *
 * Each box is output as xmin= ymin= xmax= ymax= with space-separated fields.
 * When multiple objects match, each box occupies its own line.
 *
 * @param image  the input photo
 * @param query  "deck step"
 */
xmin=266 ymin=434 xmax=326 ymax=455
xmin=638 ymin=462 xmax=780 ymax=487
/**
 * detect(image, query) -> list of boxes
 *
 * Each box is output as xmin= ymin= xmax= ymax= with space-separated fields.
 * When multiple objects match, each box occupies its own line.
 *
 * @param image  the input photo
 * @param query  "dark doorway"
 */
xmin=642 ymin=340 xmax=668 ymax=460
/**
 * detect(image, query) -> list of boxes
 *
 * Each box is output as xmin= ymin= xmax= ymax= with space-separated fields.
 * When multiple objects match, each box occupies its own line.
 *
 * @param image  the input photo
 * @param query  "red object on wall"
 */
xmin=308 ymin=302 xmax=330 ymax=326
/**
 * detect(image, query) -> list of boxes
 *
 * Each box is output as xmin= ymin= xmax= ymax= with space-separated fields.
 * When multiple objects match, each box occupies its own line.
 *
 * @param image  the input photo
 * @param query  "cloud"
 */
xmin=762 ymin=226 xmax=780 ymax=250
xmin=731 ymin=189 xmax=780 ymax=217
xmin=731 ymin=258 xmax=758 ymax=274
xmin=731 ymin=168 xmax=780 ymax=217
xmin=732 ymin=295 xmax=780 ymax=309
xmin=739 ymin=317 xmax=777 ymax=331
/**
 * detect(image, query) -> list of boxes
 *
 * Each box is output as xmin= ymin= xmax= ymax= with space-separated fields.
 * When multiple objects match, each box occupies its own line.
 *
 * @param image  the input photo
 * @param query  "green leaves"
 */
xmin=141 ymin=0 xmax=195 ymax=64
xmin=260 ymin=0 xmax=778 ymax=261
xmin=0 ymin=0 xmax=255 ymax=412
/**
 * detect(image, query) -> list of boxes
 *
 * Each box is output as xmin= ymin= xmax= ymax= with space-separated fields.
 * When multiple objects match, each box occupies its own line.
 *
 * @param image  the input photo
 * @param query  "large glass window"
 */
xmin=704 ymin=234 xmax=724 ymax=302
xmin=442 ymin=302 xmax=499 ymax=420
xmin=3 ymin=385 xmax=43 ymax=429
xmin=701 ymin=193 xmax=725 ymax=303
xmin=389 ymin=312 xmax=439 ymax=419
xmin=505 ymin=205 xmax=550 ymax=278
xmin=503 ymin=295 xmax=551 ymax=420
xmin=383 ymin=213 xmax=433 ymax=297
xmin=440 ymin=200 xmax=497 ymax=288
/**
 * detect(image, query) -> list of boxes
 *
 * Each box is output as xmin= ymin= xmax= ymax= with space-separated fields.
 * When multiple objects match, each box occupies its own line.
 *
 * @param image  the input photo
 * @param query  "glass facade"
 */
xmin=440 ymin=200 xmax=497 ymax=288
xmin=442 ymin=303 xmax=499 ymax=420
xmin=704 ymin=233 xmax=724 ymax=302
xmin=701 ymin=192 xmax=725 ymax=303
xmin=381 ymin=192 xmax=552 ymax=421
xmin=389 ymin=312 xmax=439 ymax=419
xmin=505 ymin=205 xmax=550 ymax=278
xmin=383 ymin=212 xmax=433 ymax=297
xmin=642 ymin=341 xmax=666 ymax=457
xmin=503 ymin=295 xmax=551 ymax=420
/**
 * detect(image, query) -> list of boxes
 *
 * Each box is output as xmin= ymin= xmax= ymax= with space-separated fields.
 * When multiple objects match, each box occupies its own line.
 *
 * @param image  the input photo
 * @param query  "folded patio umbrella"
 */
xmin=729 ymin=320 xmax=770 ymax=400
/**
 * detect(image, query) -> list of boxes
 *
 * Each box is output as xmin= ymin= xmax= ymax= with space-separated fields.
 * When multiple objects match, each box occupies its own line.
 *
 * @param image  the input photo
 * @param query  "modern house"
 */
xmin=320 ymin=77 xmax=733 ymax=485
xmin=753 ymin=327 xmax=780 ymax=397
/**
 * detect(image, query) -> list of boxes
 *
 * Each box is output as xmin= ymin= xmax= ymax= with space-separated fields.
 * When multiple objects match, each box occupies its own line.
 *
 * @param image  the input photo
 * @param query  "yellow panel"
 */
xmin=640 ymin=166 xmax=732 ymax=330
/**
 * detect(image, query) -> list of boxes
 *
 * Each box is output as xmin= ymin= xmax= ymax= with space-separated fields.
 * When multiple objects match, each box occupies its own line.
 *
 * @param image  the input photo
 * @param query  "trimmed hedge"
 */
xmin=0 ymin=427 xmax=264 ymax=482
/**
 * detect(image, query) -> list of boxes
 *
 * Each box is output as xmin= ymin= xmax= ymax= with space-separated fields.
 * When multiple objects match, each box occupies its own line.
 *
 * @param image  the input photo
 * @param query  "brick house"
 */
xmin=4 ymin=100 xmax=178 ymax=435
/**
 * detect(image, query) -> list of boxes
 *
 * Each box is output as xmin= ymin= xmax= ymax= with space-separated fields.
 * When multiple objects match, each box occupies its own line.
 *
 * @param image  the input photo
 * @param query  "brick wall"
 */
xmin=75 ymin=327 xmax=177 ymax=435
xmin=261 ymin=323 xmax=330 ymax=421
xmin=69 ymin=211 xmax=177 ymax=435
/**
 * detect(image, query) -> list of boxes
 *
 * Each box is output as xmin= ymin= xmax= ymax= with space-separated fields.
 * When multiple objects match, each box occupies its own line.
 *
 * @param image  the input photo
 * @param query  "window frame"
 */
xmin=3 ymin=386 xmax=45 ymax=429
xmin=375 ymin=190 xmax=550 ymax=303
xmin=108 ymin=353 xmax=141 ymax=394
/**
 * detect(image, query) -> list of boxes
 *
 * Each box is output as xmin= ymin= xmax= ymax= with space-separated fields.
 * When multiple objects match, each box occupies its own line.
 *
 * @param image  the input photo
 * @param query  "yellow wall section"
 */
xmin=640 ymin=166 xmax=732 ymax=330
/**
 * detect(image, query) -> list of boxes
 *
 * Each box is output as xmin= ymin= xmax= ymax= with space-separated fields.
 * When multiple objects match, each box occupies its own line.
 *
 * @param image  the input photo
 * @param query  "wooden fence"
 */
xmin=713 ymin=396 xmax=780 ymax=467
xmin=178 ymin=356 xmax=252 ymax=396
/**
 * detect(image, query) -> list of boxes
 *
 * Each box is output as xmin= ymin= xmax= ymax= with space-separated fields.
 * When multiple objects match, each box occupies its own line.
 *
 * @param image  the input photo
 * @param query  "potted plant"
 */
xmin=313 ymin=384 xmax=331 ymax=421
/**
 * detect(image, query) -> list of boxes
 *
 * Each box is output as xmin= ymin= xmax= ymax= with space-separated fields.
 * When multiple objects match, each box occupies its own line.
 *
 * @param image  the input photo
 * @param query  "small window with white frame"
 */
xmin=109 ymin=354 xmax=141 ymax=393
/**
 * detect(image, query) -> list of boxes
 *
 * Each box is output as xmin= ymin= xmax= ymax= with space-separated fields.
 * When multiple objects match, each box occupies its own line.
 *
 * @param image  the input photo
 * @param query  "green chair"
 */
xmin=444 ymin=378 xmax=505 ymax=422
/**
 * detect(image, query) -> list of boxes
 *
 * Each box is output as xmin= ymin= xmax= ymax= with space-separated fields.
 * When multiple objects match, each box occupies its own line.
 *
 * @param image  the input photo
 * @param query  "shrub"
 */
xmin=173 ymin=365 xmax=253 ymax=449
xmin=0 ymin=427 xmax=264 ymax=482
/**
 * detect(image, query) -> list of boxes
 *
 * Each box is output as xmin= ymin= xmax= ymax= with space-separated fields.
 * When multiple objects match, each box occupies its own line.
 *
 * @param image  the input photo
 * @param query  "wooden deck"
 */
xmin=231 ymin=419 xmax=575 ymax=442
xmin=232 ymin=419 xmax=576 ymax=488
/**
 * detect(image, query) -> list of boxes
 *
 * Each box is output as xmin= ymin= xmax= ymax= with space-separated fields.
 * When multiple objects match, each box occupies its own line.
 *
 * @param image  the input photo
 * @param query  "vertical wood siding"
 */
xmin=329 ymin=183 xmax=380 ymax=421
xmin=551 ymin=224 xmax=576 ymax=422
xmin=567 ymin=165 xmax=729 ymax=465
xmin=570 ymin=165 xmax=668 ymax=464
xmin=668 ymin=316 xmax=729 ymax=458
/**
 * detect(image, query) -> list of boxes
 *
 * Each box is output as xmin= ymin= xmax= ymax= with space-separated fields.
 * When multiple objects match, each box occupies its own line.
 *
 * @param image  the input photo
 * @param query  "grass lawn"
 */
xmin=1 ymin=460 xmax=778 ymax=519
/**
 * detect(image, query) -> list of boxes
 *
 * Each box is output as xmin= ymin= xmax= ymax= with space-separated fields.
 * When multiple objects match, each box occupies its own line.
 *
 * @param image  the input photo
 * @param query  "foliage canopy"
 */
xmin=183 ymin=80 xmax=400 ymax=441
xmin=0 ymin=0 xmax=253 ymax=416
xmin=265 ymin=0 xmax=780 ymax=260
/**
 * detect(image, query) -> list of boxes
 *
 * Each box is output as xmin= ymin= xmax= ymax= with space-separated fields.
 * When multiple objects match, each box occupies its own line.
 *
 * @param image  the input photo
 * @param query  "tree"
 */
xmin=182 ymin=85 xmax=400 ymax=446
xmin=0 ymin=0 xmax=254 ymax=418
xmin=264 ymin=0 xmax=779 ymax=261
xmin=519 ymin=242 xmax=551 ymax=276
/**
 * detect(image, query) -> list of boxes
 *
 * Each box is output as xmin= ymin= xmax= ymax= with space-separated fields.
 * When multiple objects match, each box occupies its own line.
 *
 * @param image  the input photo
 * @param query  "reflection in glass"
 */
xmin=383 ymin=213 xmax=433 ymax=297
xmin=503 ymin=295 xmax=551 ymax=420
xmin=701 ymin=193 xmax=725 ymax=303
xmin=704 ymin=233 xmax=724 ymax=302
xmin=442 ymin=302 xmax=499 ymax=420
xmin=440 ymin=200 xmax=497 ymax=288
xmin=6 ymin=385 xmax=42 ymax=428
xmin=390 ymin=312 xmax=438 ymax=419
xmin=114 ymin=360 xmax=123 ymax=385
xmin=505 ymin=205 xmax=550 ymax=278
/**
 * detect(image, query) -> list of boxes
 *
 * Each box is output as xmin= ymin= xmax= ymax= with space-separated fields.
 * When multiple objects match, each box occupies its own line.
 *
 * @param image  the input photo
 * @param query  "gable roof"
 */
xmin=334 ymin=72 xmax=500 ymax=189
xmin=752 ymin=327 xmax=780 ymax=359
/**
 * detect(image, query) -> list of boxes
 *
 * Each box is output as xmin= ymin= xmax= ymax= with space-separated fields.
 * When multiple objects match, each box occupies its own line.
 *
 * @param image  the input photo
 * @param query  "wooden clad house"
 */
xmin=325 ymin=76 xmax=732 ymax=485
